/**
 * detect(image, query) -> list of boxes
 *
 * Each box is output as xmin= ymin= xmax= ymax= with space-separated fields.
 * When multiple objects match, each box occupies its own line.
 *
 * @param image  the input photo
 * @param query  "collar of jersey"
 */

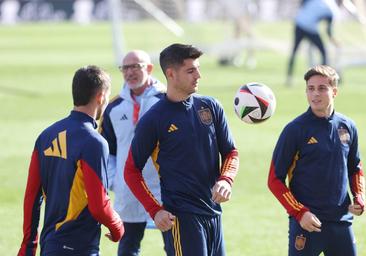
xmin=70 ymin=110 xmax=98 ymax=129
xmin=307 ymin=107 xmax=335 ymax=122
xmin=164 ymin=94 xmax=193 ymax=110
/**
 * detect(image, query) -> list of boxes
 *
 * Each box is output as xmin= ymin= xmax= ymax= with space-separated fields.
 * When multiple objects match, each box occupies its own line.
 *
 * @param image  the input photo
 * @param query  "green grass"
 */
xmin=1 ymin=20 xmax=365 ymax=255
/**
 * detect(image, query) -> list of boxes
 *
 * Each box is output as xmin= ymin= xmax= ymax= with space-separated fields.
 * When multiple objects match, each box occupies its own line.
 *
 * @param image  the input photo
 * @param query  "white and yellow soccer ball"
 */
xmin=234 ymin=82 xmax=276 ymax=124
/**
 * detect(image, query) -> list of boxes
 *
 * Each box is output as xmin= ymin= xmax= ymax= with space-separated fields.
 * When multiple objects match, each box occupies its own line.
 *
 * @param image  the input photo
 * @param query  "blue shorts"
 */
xmin=288 ymin=217 xmax=356 ymax=256
xmin=162 ymin=212 xmax=225 ymax=256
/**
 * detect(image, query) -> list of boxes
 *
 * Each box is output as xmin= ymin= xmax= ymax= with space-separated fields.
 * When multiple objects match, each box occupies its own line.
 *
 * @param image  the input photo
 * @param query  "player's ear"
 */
xmin=332 ymin=86 xmax=338 ymax=98
xmin=95 ymin=90 xmax=105 ymax=105
xmin=147 ymin=63 xmax=153 ymax=74
xmin=165 ymin=67 xmax=174 ymax=80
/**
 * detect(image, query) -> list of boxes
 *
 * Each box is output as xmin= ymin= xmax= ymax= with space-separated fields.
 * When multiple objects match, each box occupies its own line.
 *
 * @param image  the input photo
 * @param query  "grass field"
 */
xmin=1 ymin=20 xmax=365 ymax=255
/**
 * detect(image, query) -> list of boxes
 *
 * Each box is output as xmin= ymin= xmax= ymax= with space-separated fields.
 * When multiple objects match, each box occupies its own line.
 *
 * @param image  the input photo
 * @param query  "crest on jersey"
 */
xmin=338 ymin=126 xmax=350 ymax=144
xmin=295 ymin=234 xmax=306 ymax=251
xmin=198 ymin=108 xmax=213 ymax=125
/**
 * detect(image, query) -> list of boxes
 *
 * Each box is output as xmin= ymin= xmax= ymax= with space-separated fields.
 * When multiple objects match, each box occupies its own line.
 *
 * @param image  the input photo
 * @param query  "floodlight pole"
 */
xmin=108 ymin=0 xmax=125 ymax=66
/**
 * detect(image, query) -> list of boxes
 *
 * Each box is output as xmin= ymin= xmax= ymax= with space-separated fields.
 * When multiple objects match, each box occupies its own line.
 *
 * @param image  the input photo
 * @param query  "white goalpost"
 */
xmin=108 ymin=0 xmax=184 ymax=65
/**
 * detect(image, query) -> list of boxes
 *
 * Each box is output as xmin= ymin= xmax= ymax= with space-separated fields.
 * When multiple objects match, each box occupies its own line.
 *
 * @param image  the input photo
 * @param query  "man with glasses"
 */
xmin=100 ymin=50 xmax=166 ymax=256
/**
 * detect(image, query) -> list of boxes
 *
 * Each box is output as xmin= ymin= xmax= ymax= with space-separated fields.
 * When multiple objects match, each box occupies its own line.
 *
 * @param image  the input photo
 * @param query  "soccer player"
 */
xmin=124 ymin=43 xmax=239 ymax=256
xmin=18 ymin=65 xmax=124 ymax=256
xmin=100 ymin=50 xmax=166 ymax=256
xmin=268 ymin=65 xmax=364 ymax=256
xmin=286 ymin=0 xmax=340 ymax=86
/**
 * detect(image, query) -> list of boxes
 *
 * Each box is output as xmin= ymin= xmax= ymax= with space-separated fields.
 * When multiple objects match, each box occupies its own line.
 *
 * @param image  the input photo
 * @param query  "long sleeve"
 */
xmin=351 ymin=168 xmax=365 ymax=209
xmin=267 ymin=125 xmax=309 ymax=222
xmin=219 ymin=149 xmax=239 ymax=186
xmin=268 ymin=160 xmax=309 ymax=221
xmin=348 ymin=125 xmax=365 ymax=209
xmin=18 ymin=150 xmax=43 ymax=256
xmin=81 ymin=159 xmax=124 ymax=241
xmin=124 ymin=149 xmax=163 ymax=219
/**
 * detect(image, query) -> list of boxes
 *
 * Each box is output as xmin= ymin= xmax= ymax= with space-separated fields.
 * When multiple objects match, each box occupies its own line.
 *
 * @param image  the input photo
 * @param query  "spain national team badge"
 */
xmin=295 ymin=234 xmax=306 ymax=251
xmin=198 ymin=108 xmax=213 ymax=125
xmin=338 ymin=126 xmax=350 ymax=144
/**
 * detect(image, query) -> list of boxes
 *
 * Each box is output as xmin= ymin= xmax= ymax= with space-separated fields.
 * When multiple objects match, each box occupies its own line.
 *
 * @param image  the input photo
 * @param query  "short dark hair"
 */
xmin=304 ymin=65 xmax=339 ymax=87
xmin=72 ymin=65 xmax=111 ymax=106
xmin=159 ymin=43 xmax=203 ymax=76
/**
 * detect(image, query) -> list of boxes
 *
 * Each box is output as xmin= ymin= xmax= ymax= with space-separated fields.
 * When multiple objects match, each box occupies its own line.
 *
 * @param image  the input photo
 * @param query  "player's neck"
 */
xmin=166 ymin=90 xmax=191 ymax=102
xmin=311 ymin=106 xmax=334 ymax=118
xmin=166 ymin=85 xmax=192 ymax=102
xmin=73 ymin=105 xmax=97 ymax=120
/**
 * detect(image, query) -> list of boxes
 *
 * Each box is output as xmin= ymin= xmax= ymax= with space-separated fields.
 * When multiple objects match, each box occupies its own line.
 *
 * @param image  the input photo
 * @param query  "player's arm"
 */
xmin=99 ymin=106 xmax=117 ymax=190
xmin=124 ymin=149 xmax=164 ymax=218
xmin=211 ymin=99 xmax=240 ymax=202
xmin=212 ymin=149 xmax=240 ymax=203
xmin=267 ymin=125 xmax=310 ymax=222
xmin=124 ymin=113 xmax=164 ymax=219
xmin=18 ymin=149 xmax=43 ymax=256
xmin=81 ymin=159 xmax=124 ymax=241
xmin=348 ymin=126 xmax=365 ymax=215
xmin=81 ymin=139 xmax=124 ymax=242
xmin=219 ymin=149 xmax=239 ymax=185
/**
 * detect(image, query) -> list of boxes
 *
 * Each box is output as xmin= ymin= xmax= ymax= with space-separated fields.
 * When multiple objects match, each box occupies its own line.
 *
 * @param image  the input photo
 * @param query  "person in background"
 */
xmin=286 ymin=0 xmax=341 ymax=86
xmin=100 ymin=50 xmax=166 ymax=256
xmin=124 ymin=43 xmax=239 ymax=256
xmin=269 ymin=65 xmax=364 ymax=255
xmin=18 ymin=65 xmax=124 ymax=256
xmin=286 ymin=0 xmax=365 ymax=86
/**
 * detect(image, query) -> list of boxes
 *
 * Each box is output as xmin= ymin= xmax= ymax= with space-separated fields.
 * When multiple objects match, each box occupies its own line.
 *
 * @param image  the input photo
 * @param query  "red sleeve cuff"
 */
xmin=354 ymin=195 xmax=365 ymax=210
xmin=218 ymin=176 xmax=233 ymax=186
xmin=295 ymin=207 xmax=310 ymax=222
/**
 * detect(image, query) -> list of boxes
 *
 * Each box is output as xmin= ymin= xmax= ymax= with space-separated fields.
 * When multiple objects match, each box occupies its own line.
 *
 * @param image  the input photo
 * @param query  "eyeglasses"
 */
xmin=118 ymin=63 xmax=147 ymax=72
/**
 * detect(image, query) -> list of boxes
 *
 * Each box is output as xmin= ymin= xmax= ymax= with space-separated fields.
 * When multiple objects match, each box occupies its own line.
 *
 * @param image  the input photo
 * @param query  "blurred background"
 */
xmin=1 ymin=0 xmax=365 ymax=255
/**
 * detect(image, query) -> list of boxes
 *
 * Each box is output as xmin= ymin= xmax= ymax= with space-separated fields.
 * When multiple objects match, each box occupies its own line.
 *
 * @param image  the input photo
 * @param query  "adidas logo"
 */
xmin=44 ymin=130 xmax=67 ymax=159
xmin=307 ymin=137 xmax=318 ymax=144
xmin=120 ymin=114 xmax=128 ymax=120
xmin=168 ymin=124 xmax=178 ymax=133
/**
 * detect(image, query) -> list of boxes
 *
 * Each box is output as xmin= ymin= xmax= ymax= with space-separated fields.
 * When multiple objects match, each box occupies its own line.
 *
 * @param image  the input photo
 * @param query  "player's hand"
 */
xmin=154 ymin=209 xmax=175 ymax=232
xmin=211 ymin=180 xmax=232 ymax=204
xmin=349 ymin=204 xmax=364 ymax=216
xmin=299 ymin=211 xmax=322 ymax=232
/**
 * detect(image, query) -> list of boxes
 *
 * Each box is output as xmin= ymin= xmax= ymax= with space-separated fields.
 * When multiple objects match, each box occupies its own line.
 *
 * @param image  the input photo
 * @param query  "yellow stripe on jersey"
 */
xmin=172 ymin=217 xmax=182 ymax=256
xmin=58 ymin=130 xmax=67 ymax=159
xmin=355 ymin=174 xmax=365 ymax=196
xmin=151 ymin=142 xmax=161 ymax=176
xmin=55 ymin=160 xmax=88 ymax=230
xmin=287 ymin=151 xmax=299 ymax=182
xmin=44 ymin=130 xmax=67 ymax=159
xmin=283 ymin=192 xmax=303 ymax=211
xmin=141 ymin=181 xmax=161 ymax=206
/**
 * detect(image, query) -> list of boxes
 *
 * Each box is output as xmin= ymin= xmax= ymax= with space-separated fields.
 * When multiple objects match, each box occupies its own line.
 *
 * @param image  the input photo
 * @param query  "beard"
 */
xmin=126 ymin=81 xmax=144 ymax=90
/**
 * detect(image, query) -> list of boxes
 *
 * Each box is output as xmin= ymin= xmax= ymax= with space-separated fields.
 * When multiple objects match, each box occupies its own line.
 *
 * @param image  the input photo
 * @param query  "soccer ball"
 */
xmin=234 ymin=82 xmax=276 ymax=124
